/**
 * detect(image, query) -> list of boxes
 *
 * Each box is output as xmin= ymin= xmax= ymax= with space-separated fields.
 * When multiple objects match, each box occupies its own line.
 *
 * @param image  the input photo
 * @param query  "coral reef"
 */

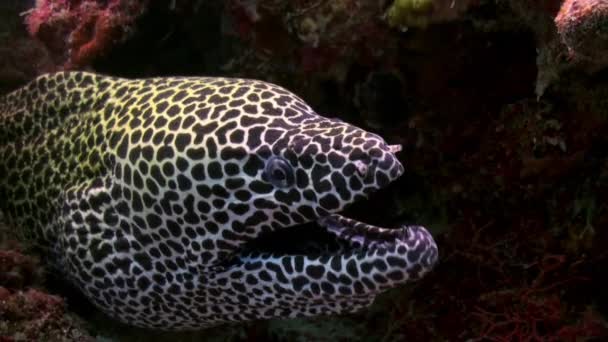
xmin=0 ymin=249 xmax=42 ymax=290
xmin=387 ymin=0 xmax=478 ymax=28
xmin=555 ymin=0 xmax=608 ymax=64
xmin=0 ymin=245 xmax=93 ymax=341
xmin=502 ymin=0 xmax=608 ymax=96
xmin=25 ymin=0 xmax=149 ymax=69
xmin=0 ymin=37 xmax=56 ymax=94
xmin=383 ymin=94 xmax=608 ymax=340
xmin=0 ymin=288 xmax=93 ymax=341
xmin=387 ymin=0 xmax=434 ymax=28
xmin=0 ymin=220 xmax=92 ymax=340
xmin=225 ymin=0 xmax=401 ymax=79
xmin=0 ymin=1 xmax=56 ymax=93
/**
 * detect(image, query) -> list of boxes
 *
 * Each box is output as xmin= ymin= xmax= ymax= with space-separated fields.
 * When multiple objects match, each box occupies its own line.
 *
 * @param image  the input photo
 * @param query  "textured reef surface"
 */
xmin=0 ymin=227 xmax=93 ymax=341
xmin=1 ymin=0 xmax=608 ymax=340
xmin=25 ymin=0 xmax=148 ymax=69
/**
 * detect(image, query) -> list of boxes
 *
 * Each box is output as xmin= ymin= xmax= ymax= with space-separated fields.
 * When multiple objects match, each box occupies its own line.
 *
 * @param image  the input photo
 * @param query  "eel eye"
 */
xmin=265 ymin=156 xmax=295 ymax=188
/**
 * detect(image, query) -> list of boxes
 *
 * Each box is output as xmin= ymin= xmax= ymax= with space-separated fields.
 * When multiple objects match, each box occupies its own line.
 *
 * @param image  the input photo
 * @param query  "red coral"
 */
xmin=555 ymin=0 xmax=608 ymax=64
xmin=471 ymin=254 xmax=601 ymax=342
xmin=0 ymin=286 xmax=10 ymax=301
xmin=25 ymin=0 xmax=149 ymax=69
xmin=1 ymin=289 xmax=65 ymax=340
xmin=1 ymin=289 xmax=64 ymax=321
xmin=225 ymin=0 xmax=403 ymax=76
xmin=0 ymin=249 xmax=41 ymax=290
xmin=0 ymin=248 xmax=92 ymax=340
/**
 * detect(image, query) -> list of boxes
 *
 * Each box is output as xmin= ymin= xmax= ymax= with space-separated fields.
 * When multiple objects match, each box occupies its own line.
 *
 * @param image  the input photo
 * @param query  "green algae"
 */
xmin=387 ymin=0 xmax=434 ymax=28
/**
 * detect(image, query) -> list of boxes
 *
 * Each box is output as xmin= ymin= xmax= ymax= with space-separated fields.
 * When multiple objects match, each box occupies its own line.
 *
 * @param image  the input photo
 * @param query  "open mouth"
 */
xmin=233 ymin=189 xmax=433 ymax=268
xmin=239 ymin=220 xmax=353 ymax=256
xmin=221 ymin=199 xmax=438 ymax=288
xmin=238 ymin=213 xmax=411 ymax=257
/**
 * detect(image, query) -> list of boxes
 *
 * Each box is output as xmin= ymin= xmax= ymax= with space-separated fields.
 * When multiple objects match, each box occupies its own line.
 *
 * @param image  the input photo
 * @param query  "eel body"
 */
xmin=0 ymin=72 xmax=438 ymax=330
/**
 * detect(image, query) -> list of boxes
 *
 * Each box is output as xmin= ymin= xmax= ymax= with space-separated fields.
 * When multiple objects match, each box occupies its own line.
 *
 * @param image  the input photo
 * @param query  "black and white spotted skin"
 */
xmin=0 ymin=72 xmax=438 ymax=330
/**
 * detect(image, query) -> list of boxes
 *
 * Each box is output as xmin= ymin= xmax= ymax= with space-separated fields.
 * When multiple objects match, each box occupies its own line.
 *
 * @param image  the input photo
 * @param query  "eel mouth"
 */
xmin=224 ymin=208 xmax=439 ymax=287
xmin=235 ymin=190 xmax=438 ymax=270
xmin=238 ymin=214 xmax=410 ymax=257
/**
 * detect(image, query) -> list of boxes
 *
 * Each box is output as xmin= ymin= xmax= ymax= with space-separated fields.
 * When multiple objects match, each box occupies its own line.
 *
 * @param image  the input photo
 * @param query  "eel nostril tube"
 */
xmin=388 ymin=144 xmax=402 ymax=153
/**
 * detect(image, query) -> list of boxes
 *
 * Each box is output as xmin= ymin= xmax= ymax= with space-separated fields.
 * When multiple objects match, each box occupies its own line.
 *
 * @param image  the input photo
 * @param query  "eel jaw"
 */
xmin=214 ymin=211 xmax=438 ymax=306
xmin=317 ymin=213 xmax=438 ymax=281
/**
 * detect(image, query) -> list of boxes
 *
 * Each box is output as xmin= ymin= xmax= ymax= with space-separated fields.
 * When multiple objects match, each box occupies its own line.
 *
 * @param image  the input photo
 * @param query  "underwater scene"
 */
xmin=1 ymin=0 xmax=608 ymax=341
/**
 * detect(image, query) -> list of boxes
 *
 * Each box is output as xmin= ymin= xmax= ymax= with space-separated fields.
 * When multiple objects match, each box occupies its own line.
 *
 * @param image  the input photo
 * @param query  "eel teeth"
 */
xmin=318 ymin=214 xmax=405 ymax=250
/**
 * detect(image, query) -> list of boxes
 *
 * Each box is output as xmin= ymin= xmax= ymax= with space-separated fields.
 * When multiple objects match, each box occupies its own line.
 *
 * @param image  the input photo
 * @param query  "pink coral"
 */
xmin=555 ymin=0 xmax=608 ymax=64
xmin=25 ymin=0 xmax=148 ymax=69
xmin=0 ymin=249 xmax=41 ymax=289
xmin=0 ymin=248 xmax=93 ymax=340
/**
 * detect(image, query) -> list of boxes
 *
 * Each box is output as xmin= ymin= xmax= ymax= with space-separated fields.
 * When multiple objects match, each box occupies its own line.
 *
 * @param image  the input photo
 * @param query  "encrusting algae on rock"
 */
xmin=386 ymin=0 xmax=477 ymax=28
xmin=24 ymin=0 xmax=149 ymax=69
xmin=0 ymin=241 xmax=93 ymax=341
xmin=387 ymin=0 xmax=434 ymax=28
xmin=555 ymin=0 xmax=608 ymax=65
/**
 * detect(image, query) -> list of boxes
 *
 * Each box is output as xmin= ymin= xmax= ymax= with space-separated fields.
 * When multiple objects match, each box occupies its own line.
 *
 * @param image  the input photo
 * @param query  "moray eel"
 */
xmin=0 ymin=72 xmax=438 ymax=330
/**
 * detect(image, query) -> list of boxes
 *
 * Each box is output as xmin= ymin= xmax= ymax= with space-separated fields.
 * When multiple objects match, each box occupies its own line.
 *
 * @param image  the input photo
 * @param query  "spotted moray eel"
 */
xmin=0 ymin=72 xmax=438 ymax=330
